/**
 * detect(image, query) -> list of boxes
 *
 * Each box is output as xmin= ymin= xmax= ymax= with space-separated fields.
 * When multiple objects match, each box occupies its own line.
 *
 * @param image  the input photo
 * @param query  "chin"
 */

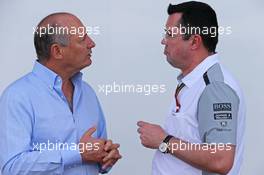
xmin=166 ymin=57 xmax=173 ymax=66
xmin=78 ymin=61 xmax=91 ymax=71
xmin=87 ymin=59 xmax=92 ymax=66
xmin=85 ymin=58 xmax=92 ymax=66
xmin=167 ymin=58 xmax=178 ymax=68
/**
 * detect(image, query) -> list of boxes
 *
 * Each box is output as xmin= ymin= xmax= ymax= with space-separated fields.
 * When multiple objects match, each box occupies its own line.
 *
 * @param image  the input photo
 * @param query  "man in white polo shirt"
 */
xmin=137 ymin=1 xmax=245 ymax=175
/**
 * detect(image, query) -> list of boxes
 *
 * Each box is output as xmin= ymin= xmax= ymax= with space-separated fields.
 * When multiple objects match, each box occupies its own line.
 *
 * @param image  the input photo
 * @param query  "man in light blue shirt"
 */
xmin=0 ymin=12 xmax=121 ymax=175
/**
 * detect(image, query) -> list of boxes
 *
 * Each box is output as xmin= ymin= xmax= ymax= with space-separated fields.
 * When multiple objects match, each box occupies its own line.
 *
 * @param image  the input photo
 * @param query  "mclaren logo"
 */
xmin=214 ymin=113 xmax=232 ymax=120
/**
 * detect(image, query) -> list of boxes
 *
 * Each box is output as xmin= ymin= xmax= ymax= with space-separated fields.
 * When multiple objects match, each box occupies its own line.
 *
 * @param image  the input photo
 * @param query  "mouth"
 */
xmin=163 ymin=47 xmax=168 ymax=55
xmin=87 ymin=51 xmax=92 ymax=57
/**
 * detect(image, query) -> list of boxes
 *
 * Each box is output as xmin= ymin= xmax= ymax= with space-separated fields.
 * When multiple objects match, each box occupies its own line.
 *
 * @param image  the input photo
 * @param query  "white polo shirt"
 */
xmin=152 ymin=54 xmax=246 ymax=175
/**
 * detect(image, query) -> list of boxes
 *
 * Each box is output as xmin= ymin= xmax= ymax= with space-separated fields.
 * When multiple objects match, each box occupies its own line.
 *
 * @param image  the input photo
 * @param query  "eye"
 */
xmin=167 ymin=31 xmax=172 ymax=37
xmin=164 ymin=29 xmax=172 ymax=37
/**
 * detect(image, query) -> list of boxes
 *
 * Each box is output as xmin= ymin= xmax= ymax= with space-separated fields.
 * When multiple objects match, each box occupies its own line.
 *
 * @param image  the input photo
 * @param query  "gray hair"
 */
xmin=34 ymin=23 xmax=70 ymax=62
xmin=34 ymin=12 xmax=81 ymax=62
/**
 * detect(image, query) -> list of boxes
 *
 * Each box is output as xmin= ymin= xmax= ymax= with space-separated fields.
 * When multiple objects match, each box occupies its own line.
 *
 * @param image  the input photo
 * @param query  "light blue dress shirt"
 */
xmin=0 ymin=61 xmax=108 ymax=175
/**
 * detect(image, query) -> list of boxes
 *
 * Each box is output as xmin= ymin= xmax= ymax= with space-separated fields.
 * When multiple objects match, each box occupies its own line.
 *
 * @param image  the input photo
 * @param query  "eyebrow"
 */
xmin=164 ymin=28 xmax=171 ymax=34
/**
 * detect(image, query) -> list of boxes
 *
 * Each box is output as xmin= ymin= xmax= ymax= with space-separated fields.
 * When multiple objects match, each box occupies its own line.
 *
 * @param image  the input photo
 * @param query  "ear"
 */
xmin=50 ymin=44 xmax=63 ymax=60
xmin=190 ymin=35 xmax=202 ymax=50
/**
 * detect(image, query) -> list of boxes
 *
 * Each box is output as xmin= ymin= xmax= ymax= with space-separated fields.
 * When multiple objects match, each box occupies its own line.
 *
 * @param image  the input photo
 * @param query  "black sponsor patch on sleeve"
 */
xmin=214 ymin=113 xmax=232 ymax=120
xmin=213 ymin=103 xmax=232 ymax=112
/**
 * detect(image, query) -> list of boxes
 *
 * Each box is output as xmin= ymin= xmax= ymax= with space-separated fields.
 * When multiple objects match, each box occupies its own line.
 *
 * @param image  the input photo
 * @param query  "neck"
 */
xmin=181 ymin=51 xmax=214 ymax=76
xmin=41 ymin=60 xmax=75 ymax=82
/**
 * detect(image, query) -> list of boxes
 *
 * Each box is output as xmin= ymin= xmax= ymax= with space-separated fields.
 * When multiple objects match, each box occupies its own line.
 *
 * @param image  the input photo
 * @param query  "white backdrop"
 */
xmin=0 ymin=0 xmax=263 ymax=174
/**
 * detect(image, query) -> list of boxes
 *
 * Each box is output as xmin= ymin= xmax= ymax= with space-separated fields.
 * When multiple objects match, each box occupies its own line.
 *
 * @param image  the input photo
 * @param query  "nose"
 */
xmin=161 ymin=38 xmax=166 ymax=45
xmin=86 ymin=36 xmax=96 ymax=49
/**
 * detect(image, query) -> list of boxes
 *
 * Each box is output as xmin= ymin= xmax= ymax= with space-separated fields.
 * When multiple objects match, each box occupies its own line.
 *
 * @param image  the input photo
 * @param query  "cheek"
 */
xmin=169 ymin=45 xmax=181 ymax=57
xmin=171 ymin=41 xmax=188 ymax=57
xmin=167 ymin=41 xmax=178 ymax=53
xmin=74 ymin=46 xmax=86 ymax=57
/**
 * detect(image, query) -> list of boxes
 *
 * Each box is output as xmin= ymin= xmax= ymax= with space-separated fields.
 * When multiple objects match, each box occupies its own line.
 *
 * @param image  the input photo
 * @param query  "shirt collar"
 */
xmin=177 ymin=53 xmax=219 ymax=88
xmin=32 ymin=61 xmax=83 ymax=88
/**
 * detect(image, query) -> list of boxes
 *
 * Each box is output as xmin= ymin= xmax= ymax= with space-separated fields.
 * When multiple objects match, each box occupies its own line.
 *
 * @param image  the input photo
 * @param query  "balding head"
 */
xmin=37 ymin=12 xmax=80 ymax=29
xmin=34 ymin=12 xmax=84 ymax=62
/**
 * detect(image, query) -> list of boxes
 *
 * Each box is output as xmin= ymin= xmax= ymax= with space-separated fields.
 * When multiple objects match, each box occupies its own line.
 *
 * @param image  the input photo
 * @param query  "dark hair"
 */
xmin=168 ymin=1 xmax=218 ymax=52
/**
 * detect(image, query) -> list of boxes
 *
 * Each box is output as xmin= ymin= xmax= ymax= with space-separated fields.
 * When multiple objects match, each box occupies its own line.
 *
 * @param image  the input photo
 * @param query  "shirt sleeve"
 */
xmin=95 ymin=96 xmax=112 ymax=173
xmin=197 ymin=81 xmax=240 ymax=145
xmin=96 ymin=96 xmax=107 ymax=140
xmin=0 ymin=88 xmax=81 ymax=175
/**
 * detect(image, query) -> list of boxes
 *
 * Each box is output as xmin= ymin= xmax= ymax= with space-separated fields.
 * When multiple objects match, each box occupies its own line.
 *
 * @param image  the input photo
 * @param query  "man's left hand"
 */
xmin=101 ymin=140 xmax=122 ymax=170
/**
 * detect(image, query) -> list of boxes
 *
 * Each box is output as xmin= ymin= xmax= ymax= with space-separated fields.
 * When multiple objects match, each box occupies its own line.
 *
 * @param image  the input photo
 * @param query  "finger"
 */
xmin=102 ymin=154 xmax=121 ymax=169
xmin=104 ymin=141 xmax=120 ymax=152
xmin=110 ymin=143 xmax=120 ymax=150
xmin=102 ymin=159 xmax=114 ymax=170
xmin=104 ymin=140 xmax=113 ymax=151
xmin=99 ymin=151 xmax=109 ymax=158
xmin=137 ymin=121 xmax=148 ymax=127
xmin=113 ymin=159 xmax=119 ymax=166
xmin=84 ymin=126 xmax=97 ymax=137
xmin=140 ymin=136 xmax=146 ymax=146
xmin=111 ymin=149 xmax=121 ymax=159
xmin=97 ymin=138 xmax=107 ymax=145
xmin=114 ymin=151 xmax=122 ymax=159
xmin=103 ymin=149 xmax=118 ymax=162
xmin=95 ymin=151 xmax=108 ymax=163
xmin=137 ymin=128 xmax=142 ymax=134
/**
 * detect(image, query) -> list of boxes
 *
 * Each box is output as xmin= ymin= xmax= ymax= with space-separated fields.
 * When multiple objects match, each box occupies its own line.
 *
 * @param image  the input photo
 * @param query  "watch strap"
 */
xmin=163 ymin=135 xmax=173 ymax=144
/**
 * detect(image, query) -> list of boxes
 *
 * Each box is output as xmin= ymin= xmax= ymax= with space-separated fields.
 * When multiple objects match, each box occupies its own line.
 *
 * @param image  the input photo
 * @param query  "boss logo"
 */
xmin=213 ymin=103 xmax=232 ymax=111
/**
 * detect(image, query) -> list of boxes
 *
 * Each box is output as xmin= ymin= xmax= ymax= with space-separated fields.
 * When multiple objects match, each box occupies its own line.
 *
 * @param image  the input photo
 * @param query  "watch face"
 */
xmin=159 ymin=142 xmax=168 ymax=153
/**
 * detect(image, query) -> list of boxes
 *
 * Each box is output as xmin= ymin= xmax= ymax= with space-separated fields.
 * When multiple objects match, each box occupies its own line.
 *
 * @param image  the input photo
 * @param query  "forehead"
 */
xmin=166 ymin=13 xmax=182 ymax=28
xmin=61 ymin=16 xmax=86 ymax=39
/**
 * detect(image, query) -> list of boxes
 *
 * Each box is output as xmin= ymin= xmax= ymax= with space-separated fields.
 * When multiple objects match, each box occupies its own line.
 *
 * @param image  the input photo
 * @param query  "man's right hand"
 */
xmin=79 ymin=126 xmax=108 ymax=164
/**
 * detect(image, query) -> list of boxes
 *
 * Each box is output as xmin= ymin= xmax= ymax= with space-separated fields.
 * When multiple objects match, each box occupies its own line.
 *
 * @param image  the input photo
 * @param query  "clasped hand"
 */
xmin=80 ymin=127 xmax=122 ymax=170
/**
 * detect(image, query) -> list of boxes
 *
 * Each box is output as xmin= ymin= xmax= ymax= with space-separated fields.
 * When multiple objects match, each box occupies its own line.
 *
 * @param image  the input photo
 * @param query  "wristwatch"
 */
xmin=159 ymin=135 xmax=173 ymax=153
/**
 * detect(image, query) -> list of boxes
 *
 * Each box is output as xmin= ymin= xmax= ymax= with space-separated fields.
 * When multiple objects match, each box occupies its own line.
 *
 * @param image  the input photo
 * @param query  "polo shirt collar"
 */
xmin=177 ymin=53 xmax=219 ymax=88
